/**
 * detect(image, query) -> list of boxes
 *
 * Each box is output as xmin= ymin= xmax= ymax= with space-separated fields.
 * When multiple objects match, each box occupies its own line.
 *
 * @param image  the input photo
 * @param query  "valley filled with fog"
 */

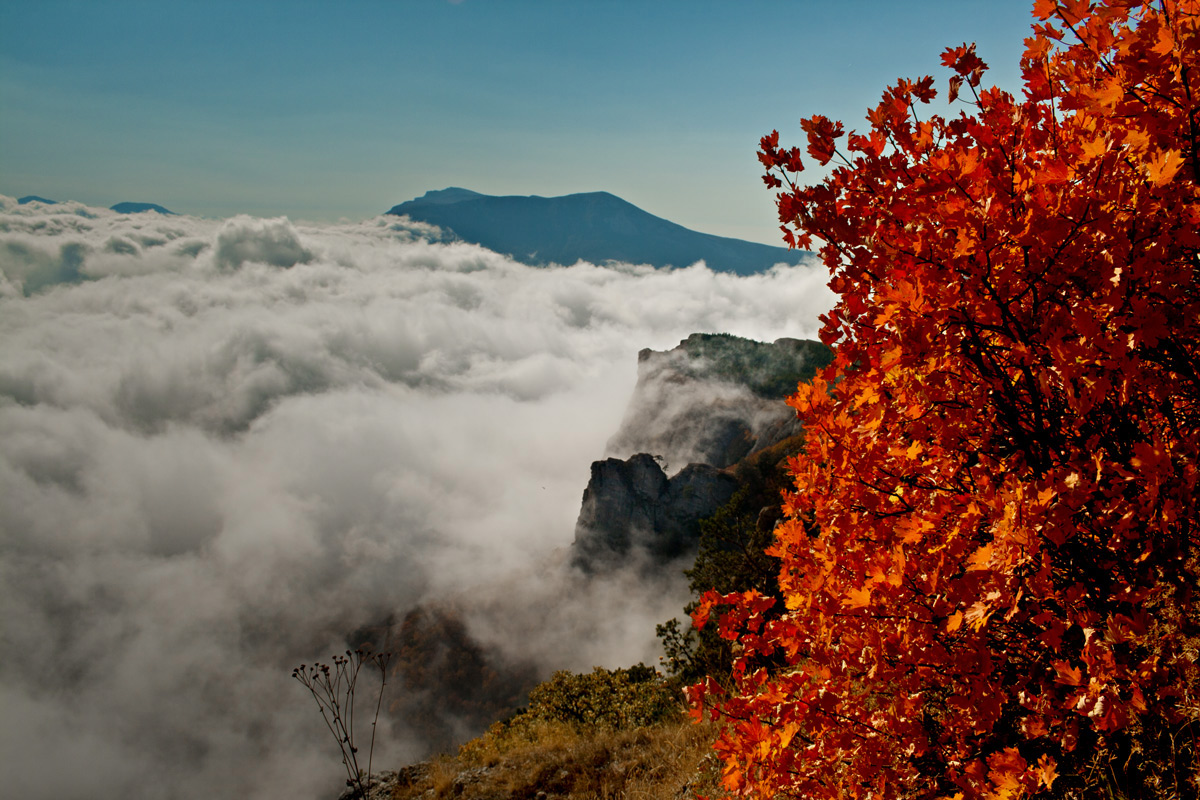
xmin=0 ymin=196 xmax=834 ymax=799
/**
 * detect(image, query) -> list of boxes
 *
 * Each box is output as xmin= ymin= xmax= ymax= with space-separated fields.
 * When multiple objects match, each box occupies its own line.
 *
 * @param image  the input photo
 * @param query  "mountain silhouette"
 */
xmin=110 ymin=202 xmax=175 ymax=215
xmin=386 ymin=188 xmax=810 ymax=275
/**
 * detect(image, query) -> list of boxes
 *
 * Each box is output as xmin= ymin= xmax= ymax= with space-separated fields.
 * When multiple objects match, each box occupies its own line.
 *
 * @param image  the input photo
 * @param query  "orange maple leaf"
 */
xmin=967 ymin=542 xmax=994 ymax=571
xmin=1146 ymin=149 xmax=1184 ymax=186
xmin=1036 ymin=755 xmax=1058 ymax=788
xmin=844 ymin=585 xmax=872 ymax=609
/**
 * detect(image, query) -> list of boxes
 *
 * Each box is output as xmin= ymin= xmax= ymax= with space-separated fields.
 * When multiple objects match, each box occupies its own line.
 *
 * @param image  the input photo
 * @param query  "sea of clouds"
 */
xmin=0 ymin=195 xmax=835 ymax=800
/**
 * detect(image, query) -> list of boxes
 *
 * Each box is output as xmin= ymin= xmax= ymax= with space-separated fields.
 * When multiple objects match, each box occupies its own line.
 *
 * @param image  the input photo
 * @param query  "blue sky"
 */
xmin=0 ymin=1 xmax=1034 ymax=244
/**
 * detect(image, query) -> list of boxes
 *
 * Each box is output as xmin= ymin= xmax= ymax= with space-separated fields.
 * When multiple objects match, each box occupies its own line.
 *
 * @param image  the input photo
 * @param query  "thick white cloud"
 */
xmin=214 ymin=215 xmax=315 ymax=271
xmin=0 ymin=195 xmax=835 ymax=800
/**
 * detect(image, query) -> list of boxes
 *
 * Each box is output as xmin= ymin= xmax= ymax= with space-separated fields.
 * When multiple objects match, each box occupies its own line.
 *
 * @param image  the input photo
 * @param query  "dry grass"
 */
xmin=386 ymin=718 xmax=724 ymax=800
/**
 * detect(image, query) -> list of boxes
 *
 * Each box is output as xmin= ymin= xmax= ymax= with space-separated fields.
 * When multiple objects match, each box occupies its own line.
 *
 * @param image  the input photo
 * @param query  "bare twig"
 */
xmin=293 ymin=646 xmax=394 ymax=799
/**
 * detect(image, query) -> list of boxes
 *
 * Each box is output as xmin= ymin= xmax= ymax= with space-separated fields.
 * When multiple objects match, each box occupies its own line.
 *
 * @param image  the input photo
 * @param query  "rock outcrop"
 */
xmin=571 ymin=333 xmax=831 ymax=573
xmin=336 ymin=765 xmax=429 ymax=800
xmin=571 ymin=454 xmax=737 ymax=572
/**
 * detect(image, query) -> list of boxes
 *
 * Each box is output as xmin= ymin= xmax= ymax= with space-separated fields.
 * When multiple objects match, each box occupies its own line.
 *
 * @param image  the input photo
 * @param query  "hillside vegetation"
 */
xmin=363 ymin=666 xmax=724 ymax=800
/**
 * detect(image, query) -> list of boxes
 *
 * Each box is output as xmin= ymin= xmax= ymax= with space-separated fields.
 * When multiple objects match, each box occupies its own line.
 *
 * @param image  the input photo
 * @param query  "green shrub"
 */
xmin=459 ymin=664 xmax=681 ymax=765
xmin=523 ymin=664 xmax=679 ymax=729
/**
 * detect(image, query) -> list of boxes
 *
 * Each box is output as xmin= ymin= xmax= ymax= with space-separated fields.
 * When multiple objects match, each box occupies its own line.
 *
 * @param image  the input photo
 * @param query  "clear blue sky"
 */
xmin=0 ymin=1 xmax=1034 ymax=244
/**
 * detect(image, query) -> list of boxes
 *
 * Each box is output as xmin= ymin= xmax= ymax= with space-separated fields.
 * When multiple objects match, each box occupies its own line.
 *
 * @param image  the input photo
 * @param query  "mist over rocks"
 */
xmin=350 ymin=604 xmax=541 ymax=755
xmin=571 ymin=334 xmax=831 ymax=573
xmin=0 ymin=194 xmax=835 ymax=800
xmin=606 ymin=333 xmax=833 ymax=472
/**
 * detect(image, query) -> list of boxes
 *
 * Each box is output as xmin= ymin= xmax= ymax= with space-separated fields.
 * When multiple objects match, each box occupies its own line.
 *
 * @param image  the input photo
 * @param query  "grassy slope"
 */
xmin=381 ymin=718 xmax=722 ymax=800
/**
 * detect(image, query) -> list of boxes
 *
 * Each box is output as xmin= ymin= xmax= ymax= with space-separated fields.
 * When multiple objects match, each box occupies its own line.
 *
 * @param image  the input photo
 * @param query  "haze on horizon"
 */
xmin=1 ymin=1 xmax=1032 ymax=245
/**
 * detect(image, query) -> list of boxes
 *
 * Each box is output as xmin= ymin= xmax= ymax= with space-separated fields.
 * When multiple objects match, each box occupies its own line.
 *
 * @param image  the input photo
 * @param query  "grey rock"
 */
xmin=571 ymin=334 xmax=830 ymax=573
xmin=571 ymin=453 xmax=736 ymax=572
xmin=335 ymin=764 xmax=433 ymax=800
xmin=604 ymin=334 xmax=831 ymax=472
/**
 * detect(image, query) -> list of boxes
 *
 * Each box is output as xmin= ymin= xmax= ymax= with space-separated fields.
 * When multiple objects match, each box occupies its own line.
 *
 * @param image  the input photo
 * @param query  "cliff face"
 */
xmin=604 ymin=334 xmax=833 ymax=472
xmin=572 ymin=454 xmax=737 ymax=571
xmin=572 ymin=334 xmax=832 ymax=573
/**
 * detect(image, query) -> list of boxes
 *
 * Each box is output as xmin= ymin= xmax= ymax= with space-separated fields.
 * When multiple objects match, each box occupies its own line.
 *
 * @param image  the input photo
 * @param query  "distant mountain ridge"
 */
xmin=110 ymin=201 xmax=174 ymax=215
xmin=386 ymin=188 xmax=811 ymax=275
xmin=15 ymin=196 xmax=174 ymax=215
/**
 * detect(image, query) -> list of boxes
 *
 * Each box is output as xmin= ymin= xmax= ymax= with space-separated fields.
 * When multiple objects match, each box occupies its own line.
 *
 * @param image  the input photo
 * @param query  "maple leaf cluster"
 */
xmin=690 ymin=1 xmax=1200 ymax=798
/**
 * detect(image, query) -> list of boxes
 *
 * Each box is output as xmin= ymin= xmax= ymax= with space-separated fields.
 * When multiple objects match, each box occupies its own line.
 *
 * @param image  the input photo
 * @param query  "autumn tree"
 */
xmin=688 ymin=1 xmax=1200 ymax=797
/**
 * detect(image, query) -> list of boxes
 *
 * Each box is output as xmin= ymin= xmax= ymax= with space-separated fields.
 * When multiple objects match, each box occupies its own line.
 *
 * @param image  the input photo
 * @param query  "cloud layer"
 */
xmin=0 ymin=195 xmax=834 ymax=800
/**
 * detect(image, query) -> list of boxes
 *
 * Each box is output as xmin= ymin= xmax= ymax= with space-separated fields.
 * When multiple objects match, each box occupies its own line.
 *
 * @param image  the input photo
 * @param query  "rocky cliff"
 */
xmin=571 ymin=454 xmax=737 ymax=571
xmin=572 ymin=333 xmax=831 ymax=573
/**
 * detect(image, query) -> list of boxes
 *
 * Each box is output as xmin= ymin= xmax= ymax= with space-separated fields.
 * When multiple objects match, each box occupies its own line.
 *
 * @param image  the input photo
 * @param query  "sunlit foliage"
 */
xmin=690 ymin=2 xmax=1200 ymax=797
